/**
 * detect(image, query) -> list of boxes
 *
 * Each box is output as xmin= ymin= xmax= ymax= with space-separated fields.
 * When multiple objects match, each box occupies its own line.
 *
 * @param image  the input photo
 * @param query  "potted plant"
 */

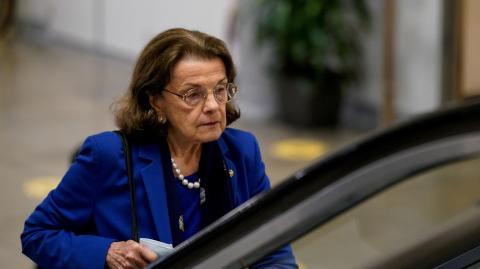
xmin=255 ymin=0 xmax=370 ymax=126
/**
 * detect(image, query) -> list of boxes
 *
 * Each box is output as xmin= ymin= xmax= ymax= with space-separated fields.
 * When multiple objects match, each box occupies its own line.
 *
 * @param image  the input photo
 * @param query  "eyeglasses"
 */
xmin=163 ymin=82 xmax=238 ymax=107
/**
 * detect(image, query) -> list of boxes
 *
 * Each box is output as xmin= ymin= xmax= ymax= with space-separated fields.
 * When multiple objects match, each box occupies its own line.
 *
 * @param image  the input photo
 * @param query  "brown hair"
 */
xmin=112 ymin=28 xmax=240 ymax=139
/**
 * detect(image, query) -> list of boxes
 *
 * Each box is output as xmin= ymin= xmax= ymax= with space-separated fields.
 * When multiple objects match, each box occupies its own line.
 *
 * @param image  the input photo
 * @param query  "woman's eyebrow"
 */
xmin=182 ymin=78 xmax=228 ymax=88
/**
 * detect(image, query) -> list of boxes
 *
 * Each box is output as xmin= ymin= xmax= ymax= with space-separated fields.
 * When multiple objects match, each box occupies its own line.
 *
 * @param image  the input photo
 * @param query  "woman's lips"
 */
xmin=201 ymin=121 xmax=219 ymax=126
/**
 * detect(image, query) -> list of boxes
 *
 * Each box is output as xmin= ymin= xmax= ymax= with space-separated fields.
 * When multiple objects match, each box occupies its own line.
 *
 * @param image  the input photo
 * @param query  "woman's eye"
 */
xmin=215 ymin=85 xmax=227 ymax=93
xmin=186 ymin=89 xmax=203 ymax=100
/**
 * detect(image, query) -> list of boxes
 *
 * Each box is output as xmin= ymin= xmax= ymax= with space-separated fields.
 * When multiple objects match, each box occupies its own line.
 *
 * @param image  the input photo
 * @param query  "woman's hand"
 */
xmin=106 ymin=240 xmax=158 ymax=269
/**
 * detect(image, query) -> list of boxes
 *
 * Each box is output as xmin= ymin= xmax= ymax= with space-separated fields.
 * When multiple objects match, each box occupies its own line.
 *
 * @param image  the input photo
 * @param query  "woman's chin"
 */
xmin=198 ymin=128 xmax=223 ymax=143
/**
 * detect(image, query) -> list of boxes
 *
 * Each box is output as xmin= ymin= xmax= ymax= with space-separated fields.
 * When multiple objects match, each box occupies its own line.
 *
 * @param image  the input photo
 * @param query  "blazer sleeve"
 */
xmin=248 ymin=135 xmax=271 ymax=196
xmin=21 ymin=136 xmax=116 ymax=269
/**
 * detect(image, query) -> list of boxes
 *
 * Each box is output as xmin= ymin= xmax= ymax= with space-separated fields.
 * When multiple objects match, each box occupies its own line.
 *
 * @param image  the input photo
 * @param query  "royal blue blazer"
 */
xmin=21 ymin=128 xmax=296 ymax=269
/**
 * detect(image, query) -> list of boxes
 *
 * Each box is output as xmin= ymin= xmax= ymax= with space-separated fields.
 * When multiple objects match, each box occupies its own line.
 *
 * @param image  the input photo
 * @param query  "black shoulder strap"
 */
xmin=114 ymin=131 xmax=139 ymax=242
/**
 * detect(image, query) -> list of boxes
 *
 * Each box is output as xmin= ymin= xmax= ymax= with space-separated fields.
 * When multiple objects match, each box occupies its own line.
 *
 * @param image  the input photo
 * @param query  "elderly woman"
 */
xmin=21 ymin=28 xmax=296 ymax=269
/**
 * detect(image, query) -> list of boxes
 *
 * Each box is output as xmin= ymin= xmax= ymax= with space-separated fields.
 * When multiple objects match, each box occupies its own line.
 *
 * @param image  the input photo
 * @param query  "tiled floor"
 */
xmin=0 ymin=37 xmax=366 ymax=268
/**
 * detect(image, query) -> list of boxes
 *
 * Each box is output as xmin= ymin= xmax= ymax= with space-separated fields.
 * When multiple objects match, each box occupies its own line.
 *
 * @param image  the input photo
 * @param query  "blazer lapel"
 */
xmin=217 ymin=136 xmax=240 ymax=206
xmin=138 ymin=143 xmax=173 ymax=244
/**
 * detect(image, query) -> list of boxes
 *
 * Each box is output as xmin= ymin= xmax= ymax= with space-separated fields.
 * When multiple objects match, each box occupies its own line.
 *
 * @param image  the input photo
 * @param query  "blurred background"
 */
xmin=1 ymin=0 xmax=480 ymax=268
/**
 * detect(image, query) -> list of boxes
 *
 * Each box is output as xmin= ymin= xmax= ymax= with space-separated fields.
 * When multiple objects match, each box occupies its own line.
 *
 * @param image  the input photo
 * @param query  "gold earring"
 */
xmin=158 ymin=113 xmax=167 ymax=124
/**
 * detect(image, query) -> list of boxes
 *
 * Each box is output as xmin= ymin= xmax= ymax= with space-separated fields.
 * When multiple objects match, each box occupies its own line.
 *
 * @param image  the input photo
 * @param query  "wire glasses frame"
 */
xmin=163 ymin=82 xmax=238 ymax=107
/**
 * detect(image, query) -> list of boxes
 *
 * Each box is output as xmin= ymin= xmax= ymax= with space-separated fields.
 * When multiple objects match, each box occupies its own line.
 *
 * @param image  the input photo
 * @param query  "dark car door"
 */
xmin=147 ymin=100 xmax=480 ymax=269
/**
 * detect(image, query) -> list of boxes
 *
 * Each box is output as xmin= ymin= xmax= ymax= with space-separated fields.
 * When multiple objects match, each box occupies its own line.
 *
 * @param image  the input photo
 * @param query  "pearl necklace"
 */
xmin=171 ymin=158 xmax=201 ymax=189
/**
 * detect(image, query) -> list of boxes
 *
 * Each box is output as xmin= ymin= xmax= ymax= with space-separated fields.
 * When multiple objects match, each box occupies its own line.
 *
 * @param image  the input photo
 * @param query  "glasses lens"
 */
xmin=214 ymin=84 xmax=229 ymax=103
xmin=184 ymin=88 xmax=204 ymax=106
xmin=183 ymin=84 xmax=237 ymax=106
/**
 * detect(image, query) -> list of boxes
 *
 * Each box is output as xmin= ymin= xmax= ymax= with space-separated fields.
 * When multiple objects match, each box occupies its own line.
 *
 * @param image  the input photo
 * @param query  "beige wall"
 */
xmin=462 ymin=0 xmax=480 ymax=96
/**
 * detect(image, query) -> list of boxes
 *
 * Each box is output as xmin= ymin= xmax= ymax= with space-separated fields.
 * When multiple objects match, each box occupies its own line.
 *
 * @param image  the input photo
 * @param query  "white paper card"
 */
xmin=140 ymin=238 xmax=174 ymax=259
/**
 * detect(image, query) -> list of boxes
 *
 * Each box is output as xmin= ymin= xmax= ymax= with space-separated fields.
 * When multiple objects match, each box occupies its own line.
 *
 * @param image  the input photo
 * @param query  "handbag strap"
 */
xmin=114 ymin=131 xmax=139 ymax=242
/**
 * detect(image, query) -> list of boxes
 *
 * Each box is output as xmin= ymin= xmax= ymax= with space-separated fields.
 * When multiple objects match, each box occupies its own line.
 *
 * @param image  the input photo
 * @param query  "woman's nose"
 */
xmin=202 ymin=91 xmax=220 ymax=111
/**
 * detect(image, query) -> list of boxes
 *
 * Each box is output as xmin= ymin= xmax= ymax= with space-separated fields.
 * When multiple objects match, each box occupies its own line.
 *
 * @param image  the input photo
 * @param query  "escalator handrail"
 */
xmin=148 ymin=100 xmax=480 ymax=268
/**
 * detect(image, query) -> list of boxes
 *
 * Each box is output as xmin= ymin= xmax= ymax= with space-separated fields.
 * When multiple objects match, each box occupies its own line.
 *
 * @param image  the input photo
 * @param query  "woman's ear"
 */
xmin=149 ymin=94 xmax=163 ymax=113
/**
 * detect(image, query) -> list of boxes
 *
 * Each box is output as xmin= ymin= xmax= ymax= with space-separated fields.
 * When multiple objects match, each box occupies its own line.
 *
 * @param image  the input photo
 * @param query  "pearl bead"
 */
xmin=171 ymin=158 xmax=200 ymax=189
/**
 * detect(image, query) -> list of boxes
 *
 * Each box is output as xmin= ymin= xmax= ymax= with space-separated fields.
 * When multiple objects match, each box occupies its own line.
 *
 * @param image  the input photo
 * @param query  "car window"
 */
xmin=252 ymin=157 xmax=480 ymax=269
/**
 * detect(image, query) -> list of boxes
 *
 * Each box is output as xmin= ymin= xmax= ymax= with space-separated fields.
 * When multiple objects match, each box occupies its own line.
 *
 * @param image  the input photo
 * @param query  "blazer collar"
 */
xmin=217 ymin=134 xmax=230 ymax=157
xmin=138 ymin=135 xmax=230 ymax=163
xmin=139 ymin=134 xmax=231 ymax=158
xmin=135 ymin=134 xmax=231 ymax=243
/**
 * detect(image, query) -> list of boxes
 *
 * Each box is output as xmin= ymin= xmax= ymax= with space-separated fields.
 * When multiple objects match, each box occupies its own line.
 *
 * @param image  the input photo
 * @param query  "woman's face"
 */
xmin=150 ymin=57 xmax=228 ymax=145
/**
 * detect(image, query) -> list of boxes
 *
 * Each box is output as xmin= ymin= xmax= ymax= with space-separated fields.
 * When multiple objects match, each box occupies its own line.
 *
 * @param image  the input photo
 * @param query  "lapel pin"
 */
xmin=179 ymin=215 xmax=184 ymax=232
